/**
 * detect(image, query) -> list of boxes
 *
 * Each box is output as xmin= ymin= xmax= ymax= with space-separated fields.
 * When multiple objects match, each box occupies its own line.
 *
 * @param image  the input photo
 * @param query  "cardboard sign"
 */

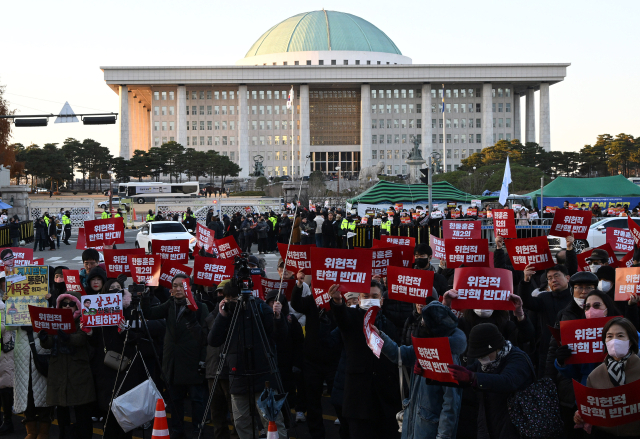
xmin=614 ymin=267 xmax=640 ymax=301
xmin=81 ymin=293 xmax=124 ymax=327
xmin=430 ymin=235 xmax=446 ymax=260
xmin=28 ymin=306 xmax=76 ymax=334
xmin=5 ymin=296 xmax=48 ymax=325
xmin=6 ymin=266 xmax=49 ymax=297
xmin=466 ymin=207 xmax=478 ymax=216
xmin=380 ymin=235 xmax=416 ymax=248
xmin=371 ymin=247 xmax=403 ymax=276
xmin=442 ymin=220 xmax=481 ymax=240
xmin=574 ymin=378 xmax=640 ymax=427
xmin=618 ymin=250 xmax=635 ymax=269
xmin=503 ymin=236 xmax=555 ymax=271
xmin=444 ymin=239 xmax=489 ymax=268
xmin=75 ymin=227 xmax=103 ymax=251
xmin=196 ymin=223 xmax=215 ymax=253
xmin=62 ymin=269 xmax=83 ymax=294
xmin=104 ymin=248 xmax=145 ymax=278
xmin=373 ymin=239 xmax=414 ymax=267
xmin=492 ymin=209 xmax=517 ymax=238
xmin=386 ymin=266 xmax=434 ymax=304
xmin=159 ymin=261 xmax=193 ymax=289
xmin=260 ymin=277 xmax=296 ymax=301
xmin=250 ymin=274 xmax=264 ymax=300
xmin=192 ymin=255 xmax=234 ymax=286
xmin=128 ymin=255 xmax=161 ymax=286
xmin=84 ymin=218 xmax=125 ymax=246
xmin=451 ymin=267 xmax=515 ymax=310
xmin=431 ymin=211 xmax=443 ymax=219
xmin=182 ymin=280 xmax=198 ymax=311
xmin=550 ymin=209 xmax=592 ymax=239
xmin=363 ymin=306 xmax=384 ymax=358
xmin=277 ymin=243 xmax=314 ymax=272
xmin=627 ymin=217 xmax=640 ymax=245
xmin=560 ymin=316 xmax=615 ymax=364
xmin=607 ymin=228 xmax=634 ymax=253
xmin=411 ymin=336 xmax=458 ymax=384
xmin=213 ymin=236 xmax=242 ymax=259
xmin=152 ymin=239 xmax=189 ymax=263
xmin=450 ymin=210 xmax=461 ymax=219
xmin=577 ymin=243 xmax=618 ymax=272
xmin=546 ymin=206 xmax=558 ymax=214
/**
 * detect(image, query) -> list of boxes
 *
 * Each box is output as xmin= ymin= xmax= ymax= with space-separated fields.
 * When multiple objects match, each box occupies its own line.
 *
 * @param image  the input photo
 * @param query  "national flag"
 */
xmin=286 ymin=86 xmax=293 ymax=109
xmin=441 ymin=84 xmax=445 ymax=113
xmin=499 ymin=156 xmax=512 ymax=206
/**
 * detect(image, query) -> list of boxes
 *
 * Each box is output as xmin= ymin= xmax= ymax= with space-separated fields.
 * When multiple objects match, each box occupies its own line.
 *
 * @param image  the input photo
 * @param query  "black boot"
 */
xmin=0 ymin=388 xmax=14 ymax=435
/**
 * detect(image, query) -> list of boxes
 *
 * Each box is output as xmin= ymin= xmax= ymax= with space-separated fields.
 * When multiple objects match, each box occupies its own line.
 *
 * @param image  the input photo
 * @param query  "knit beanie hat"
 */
xmin=467 ymin=323 xmax=505 ymax=358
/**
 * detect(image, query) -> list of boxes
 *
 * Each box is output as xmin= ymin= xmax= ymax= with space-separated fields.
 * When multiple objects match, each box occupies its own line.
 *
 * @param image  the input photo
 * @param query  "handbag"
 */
xmin=103 ymin=332 xmax=131 ymax=371
xmin=26 ymin=330 xmax=50 ymax=377
xmin=111 ymin=352 xmax=163 ymax=432
xmin=507 ymin=360 xmax=564 ymax=438
xmin=395 ymin=346 xmax=411 ymax=433
xmin=1 ymin=331 xmax=14 ymax=353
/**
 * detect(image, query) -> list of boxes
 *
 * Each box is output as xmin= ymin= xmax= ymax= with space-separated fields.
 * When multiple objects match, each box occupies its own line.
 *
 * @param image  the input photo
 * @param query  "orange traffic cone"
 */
xmin=266 ymin=420 xmax=278 ymax=439
xmin=152 ymin=399 xmax=169 ymax=439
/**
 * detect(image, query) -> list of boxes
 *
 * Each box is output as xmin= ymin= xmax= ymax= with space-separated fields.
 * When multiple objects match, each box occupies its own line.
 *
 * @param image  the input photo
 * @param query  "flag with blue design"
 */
xmin=441 ymin=85 xmax=445 ymax=113
xmin=286 ymin=87 xmax=293 ymax=109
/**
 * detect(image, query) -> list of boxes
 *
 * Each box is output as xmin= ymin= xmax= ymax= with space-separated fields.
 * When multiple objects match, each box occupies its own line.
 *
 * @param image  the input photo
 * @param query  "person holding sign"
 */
xmin=574 ymin=317 xmax=640 ymax=436
xmin=37 ymin=292 xmax=96 ymax=439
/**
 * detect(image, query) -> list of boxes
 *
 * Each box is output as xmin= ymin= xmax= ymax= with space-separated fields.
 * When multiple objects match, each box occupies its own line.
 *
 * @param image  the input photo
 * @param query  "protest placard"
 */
xmin=627 ymin=217 xmax=640 ymax=245
xmin=617 ymin=250 xmax=635 ymax=271
xmin=492 ymin=209 xmax=517 ymax=238
xmin=182 ymin=280 xmax=198 ymax=311
xmin=128 ymin=255 xmax=161 ymax=286
xmin=192 ymin=255 xmax=234 ymax=286
xmin=607 ymin=228 xmax=634 ymax=253
xmin=159 ymin=261 xmax=193 ymax=289
xmin=577 ymin=244 xmax=618 ymax=272
xmin=430 ymin=235 xmax=446 ymax=260
xmin=411 ymin=336 xmax=458 ymax=384
xmin=371 ymin=247 xmax=403 ymax=276
xmin=84 ymin=218 xmax=125 ymax=246
xmin=614 ymin=267 xmax=640 ymax=301
xmin=62 ymin=269 xmax=83 ymax=294
xmin=444 ymin=239 xmax=489 ymax=268
xmin=5 ymin=296 xmax=48 ymax=325
xmin=250 ymin=274 xmax=264 ymax=300
xmin=451 ymin=267 xmax=514 ymax=310
xmin=550 ymin=209 xmax=592 ymax=239
xmin=196 ymin=223 xmax=215 ymax=253
xmin=277 ymin=243 xmax=314 ymax=272
xmin=574 ymin=378 xmax=640 ymax=427
xmin=104 ymin=248 xmax=145 ymax=278
xmin=213 ymin=236 xmax=242 ymax=259
xmin=152 ymin=239 xmax=189 ymax=263
xmin=260 ymin=277 xmax=296 ymax=301
xmin=29 ymin=306 xmax=76 ymax=334
xmin=442 ymin=220 xmax=481 ymax=240
xmin=81 ymin=293 xmax=124 ymax=328
xmin=380 ymin=235 xmax=416 ymax=248
xmin=386 ymin=266 xmax=434 ymax=304
xmin=503 ymin=236 xmax=555 ymax=271
xmin=6 ymin=266 xmax=49 ymax=297
xmin=363 ymin=306 xmax=384 ymax=358
xmin=560 ymin=316 xmax=615 ymax=364
xmin=75 ymin=228 xmax=103 ymax=251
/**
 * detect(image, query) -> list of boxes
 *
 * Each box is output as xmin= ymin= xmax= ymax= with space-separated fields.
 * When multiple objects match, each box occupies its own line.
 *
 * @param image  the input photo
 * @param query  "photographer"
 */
xmin=140 ymin=274 xmax=209 ymax=439
xmin=208 ymin=280 xmax=288 ymax=439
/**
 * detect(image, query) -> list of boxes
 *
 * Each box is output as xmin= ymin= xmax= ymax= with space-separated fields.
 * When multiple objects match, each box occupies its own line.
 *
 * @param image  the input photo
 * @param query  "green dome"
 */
xmin=245 ymin=10 xmax=402 ymax=57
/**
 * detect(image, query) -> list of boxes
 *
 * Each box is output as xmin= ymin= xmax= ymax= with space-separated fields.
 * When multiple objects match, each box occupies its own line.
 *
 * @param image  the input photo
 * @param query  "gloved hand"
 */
xmin=38 ymin=330 xmax=48 ymax=342
xmin=555 ymin=345 xmax=573 ymax=366
xmin=57 ymin=329 xmax=71 ymax=342
xmin=447 ymin=364 xmax=476 ymax=384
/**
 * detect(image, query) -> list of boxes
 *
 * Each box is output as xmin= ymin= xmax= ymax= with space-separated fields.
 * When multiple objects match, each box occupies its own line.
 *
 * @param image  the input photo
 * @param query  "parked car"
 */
xmin=135 ymin=221 xmax=196 ymax=257
xmin=97 ymin=197 xmax=122 ymax=209
xmin=547 ymin=217 xmax=640 ymax=253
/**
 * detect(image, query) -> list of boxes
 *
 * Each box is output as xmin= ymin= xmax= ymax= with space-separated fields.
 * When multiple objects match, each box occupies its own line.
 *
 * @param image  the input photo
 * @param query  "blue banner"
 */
xmin=537 ymin=196 xmax=640 ymax=210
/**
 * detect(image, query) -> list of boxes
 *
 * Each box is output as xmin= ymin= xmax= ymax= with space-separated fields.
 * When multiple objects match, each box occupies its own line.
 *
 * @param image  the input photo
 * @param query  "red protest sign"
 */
xmin=450 ymin=210 xmax=461 ymax=219
xmin=451 ymin=267 xmax=515 ymax=310
xmin=607 ymin=228 xmax=634 ymax=253
xmin=614 ymin=267 xmax=640 ymax=301
xmin=192 ymin=255 xmax=234 ymax=286
xmin=503 ymin=236 xmax=555 ymax=271
xmin=550 ymin=209 xmax=592 ymax=239
xmin=371 ymin=247 xmax=403 ymax=276
xmin=6 ymin=248 xmax=33 ymax=263
xmin=75 ymin=228 xmax=103 ymax=251
xmin=576 ymin=243 xmax=618 ymax=272
xmin=411 ymin=336 xmax=458 ymax=384
xmin=380 ymin=235 xmax=416 ymax=248
xmin=28 ymin=306 xmax=76 ymax=334
xmin=492 ymin=209 xmax=517 ymax=239
xmin=444 ymin=239 xmax=489 ymax=268
xmin=627 ymin=217 xmax=640 ymax=245
xmin=310 ymin=247 xmax=372 ymax=294
xmin=104 ymin=248 xmax=145 ymax=278
xmin=182 ymin=280 xmax=198 ymax=311
xmin=251 ymin=274 xmax=264 ymax=300
xmin=387 ymin=266 xmax=434 ymax=304
xmin=574 ymin=378 xmax=640 ymax=427
xmin=560 ymin=316 xmax=615 ymax=364
xmin=372 ymin=239 xmax=413 ymax=267
xmin=430 ymin=235 xmax=446 ymax=260
xmin=213 ymin=236 xmax=242 ymax=259
xmin=363 ymin=306 xmax=384 ymax=358
xmin=128 ymin=255 xmax=161 ymax=286
xmin=84 ymin=218 xmax=125 ymax=247
xmin=62 ymin=269 xmax=83 ymax=294
xmin=196 ymin=223 xmax=215 ymax=253
xmin=260 ymin=277 xmax=296 ymax=301
xmin=618 ymin=250 xmax=635 ymax=270
xmin=81 ymin=293 xmax=124 ymax=328
xmin=277 ymin=243 xmax=314 ymax=273
xmin=442 ymin=220 xmax=481 ymax=240
xmin=159 ymin=261 xmax=192 ymax=289
xmin=152 ymin=239 xmax=189 ymax=263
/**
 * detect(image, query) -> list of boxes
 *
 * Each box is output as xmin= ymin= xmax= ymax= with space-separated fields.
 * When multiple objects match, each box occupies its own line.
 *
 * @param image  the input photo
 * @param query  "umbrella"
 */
xmin=0 ymin=201 xmax=11 ymax=209
xmin=256 ymin=385 xmax=288 ymax=422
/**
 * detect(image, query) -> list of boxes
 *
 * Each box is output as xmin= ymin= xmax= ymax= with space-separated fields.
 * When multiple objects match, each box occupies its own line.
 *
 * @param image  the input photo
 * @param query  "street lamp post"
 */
xmin=108 ymin=170 xmax=114 ymax=216
xmin=335 ymin=166 xmax=341 ymax=198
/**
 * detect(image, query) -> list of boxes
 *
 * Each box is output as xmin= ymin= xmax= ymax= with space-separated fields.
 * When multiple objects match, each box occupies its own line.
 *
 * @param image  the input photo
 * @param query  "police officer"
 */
xmin=380 ymin=214 xmax=391 ymax=235
xmin=62 ymin=210 xmax=71 ymax=245
xmin=147 ymin=209 xmax=156 ymax=222
xmin=101 ymin=207 xmax=110 ymax=219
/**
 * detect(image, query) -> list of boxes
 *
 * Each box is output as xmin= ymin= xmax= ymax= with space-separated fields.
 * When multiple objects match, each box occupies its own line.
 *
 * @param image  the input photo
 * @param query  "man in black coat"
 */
xmin=328 ymin=280 xmax=401 ymax=439
xmin=278 ymin=213 xmax=292 ymax=244
xmin=413 ymin=243 xmax=448 ymax=296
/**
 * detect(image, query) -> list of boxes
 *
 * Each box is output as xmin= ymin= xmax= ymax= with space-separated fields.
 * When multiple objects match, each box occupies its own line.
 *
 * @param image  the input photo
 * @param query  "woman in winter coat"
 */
xmin=291 ymin=214 xmax=301 ymax=245
xmin=321 ymin=212 xmax=337 ymax=248
xmin=85 ymin=266 xmax=107 ymax=295
xmin=0 ymin=297 xmax=16 ymax=435
xmin=38 ymin=292 xmax=96 ymax=439
xmin=376 ymin=300 xmax=467 ymax=439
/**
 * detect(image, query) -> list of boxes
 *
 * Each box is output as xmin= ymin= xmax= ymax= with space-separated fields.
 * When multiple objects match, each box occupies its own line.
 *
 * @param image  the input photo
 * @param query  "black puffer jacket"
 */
xmin=264 ymin=290 xmax=304 ymax=379
xmin=381 ymin=298 xmax=413 ymax=338
xmin=400 ymin=309 xmax=421 ymax=346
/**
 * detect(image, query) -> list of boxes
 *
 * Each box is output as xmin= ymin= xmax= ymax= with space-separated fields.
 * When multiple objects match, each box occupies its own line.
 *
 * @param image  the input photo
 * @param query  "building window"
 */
xmin=169 ymin=106 xmax=175 ymax=115
xmin=161 ymin=92 xmax=167 ymax=100
xmin=498 ymin=88 xmax=503 ymax=98
xmin=319 ymin=60 xmax=324 ymax=65
xmin=461 ymin=119 xmax=466 ymax=128
xmin=372 ymin=119 xmax=377 ymax=129
xmin=461 ymin=135 xmax=466 ymax=144
xmin=169 ymin=91 xmax=174 ymax=100
xmin=154 ymin=106 xmax=159 ymax=116
xmin=207 ymin=121 xmax=212 ymax=130
xmin=476 ymin=118 xmax=481 ymax=128
xmin=454 ymin=149 xmax=459 ymax=158
xmin=446 ymin=134 xmax=451 ymax=143
xmin=222 ymin=121 xmax=227 ymax=130
xmin=198 ymin=91 xmax=204 ymax=100
xmin=394 ymin=119 xmax=399 ymax=129
xmin=402 ymin=134 xmax=407 ymax=144
xmin=476 ymin=134 xmax=481 ymax=143
xmin=230 ymin=152 xmax=235 ymax=161
xmin=446 ymin=119 xmax=451 ymax=128
xmin=506 ymin=103 xmax=511 ymax=113
xmin=416 ymin=104 xmax=421 ymax=113
xmin=432 ymin=134 xmax=436 ymax=144
xmin=493 ymin=118 xmax=496 ymax=128
xmin=394 ymin=135 xmax=400 ymax=144
xmin=169 ymin=121 xmax=174 ymax=131
xmin=453 ymin=119 xmax=458 ymax=128
xmin=192 ymin=105 xmax=197 ymax=115
xmin=416 ymin=119 xmax=421 ymax=129
xmin=498 ymin=118 xmax=503 ymax=128
xmin=331 ymin=60 xmax=336 ymax=65
xmin=343 ymin=60 xmax=348 ymax=65
xmin=192 ymin=91 xmax=197 ymax=99
xmin=439 ymin=134 xmax=444 ymax=144
xmin=251 ymin=106 xmax=256 ymax=115
xmin=372 ymin=135 xmax=377 ymax=144
xmin=200 ymin=106 xmax=204 ymax=115
xmin=446 ymin=104 xmax=451 ymax=113
xmin=207 ymin=136 xmax=212 ymax=145
xmin=431 ymin=104 xmax=436 ymax=113
xmin=499 ymin=133 xmax=503 ymax=141
xmin=453 ymin=134 xmax=458 ymax=144
xmin=469 ymin=135 xmax=474 ymax=143
xmin=230 ymin=121 xmax=235 ymax=130
xmin=506 ymin=118 xmax=511 ymax=128
xmin=492 ymin=103 xmax=496 ymax=113
xmin=401 ymin=104 xmax=407 ymax=113
xmin=476 ymin=103 xmax=481 ymax=112
xmin=154 ymin=122 xmax=159 ymax=131
xmin=192 ymin=121 xmax=197 ymax=130
xmin=154 ymin=137 xmax=160 ymax=146
xmin=230 ymin=136 xmax=235 ymax=145
xmin=409 ymin=119 xmax=414 ymax=129
xmin=506 ymin=133 xmax=512 ymax=141
xmin=221 ymin=106 xmax=227 ymax=115
xmin=498 ymin=103 xmax=503 ymax=112
xmin=468 ymin=104 xmax=473 ymax=113
xmin=372 ymin=150 xmax=377 ymax=159
xmin=200 ymin=121 xmax=205 ymax=130
xmin=446 ymin=149 xmax=451 ymax=158
xmin=492 ymin=89 xmax=496 ymax=98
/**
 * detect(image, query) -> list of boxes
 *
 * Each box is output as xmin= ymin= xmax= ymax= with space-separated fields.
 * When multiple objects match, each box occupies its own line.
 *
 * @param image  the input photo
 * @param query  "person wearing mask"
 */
xmin=380 ymin=215 xmax=391 ymax=236
xmin=47 ymin=266 xmax=68 ymax=307
xmin=0 ymin=272 xmax=15 ymax=436
xmin=314 ymin=213 xmax=324 ymax=248
xmin=344 ymin=292 xmax=359 ymax=308
xmin=413 ymin=244 xmax=448 ymax=296
xmin=33 ymin=217 xmax=47 ymax=252
xmin=574 ymin=317 xmax=640 ymax=436
xmin=327 ymin=280 xmax=401 ymax=439
xmin=255 ymin=216 xmax=270 ymax=254
xmin=278 ymin=213 xmax=292 ymax=244
xmin=322 ymin=212 xmax=337 ymax=249
xmin=38 ymin=291 xmax=96 ymax=439
xmin=447 ymin=323 xmax=536 ymax=439
xmin=376 ymin=299 xmax=466 ymax=439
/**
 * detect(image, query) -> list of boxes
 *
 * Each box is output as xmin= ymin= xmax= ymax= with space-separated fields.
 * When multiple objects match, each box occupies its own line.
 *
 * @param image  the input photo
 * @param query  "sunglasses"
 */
xmin=60 ymin=301 xmax=76 ymax=307
xmin=584 ymin=302 xmax=606 ymax=311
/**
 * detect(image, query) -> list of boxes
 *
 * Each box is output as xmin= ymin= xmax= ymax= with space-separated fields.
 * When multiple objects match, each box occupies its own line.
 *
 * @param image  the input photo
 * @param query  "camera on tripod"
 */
xmin=232 ymin=253 xmax=254 ymax=295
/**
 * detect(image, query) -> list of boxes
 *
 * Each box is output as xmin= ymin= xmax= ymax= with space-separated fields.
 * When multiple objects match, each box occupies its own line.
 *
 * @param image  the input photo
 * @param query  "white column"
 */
xmin=482 ymin=83 xmax=493 ymax=148
xmin=142 ymin=107 xmax=150 ymax=152
xmin=360 ymin=84 xmax=371 ymax=170
xmin=129 ymin=95 xmax=137 ymax=153
xmin=118 ymin=85 xmax=130 ymax=158
xmin=238 ymin=85 xmax=250 ymax=178
xmin=525 ymin=87 xmax=536 ymax=143
xmin=300 ymin=84 xmax=310 ymax=176
xmin=176 ymin=86 xmax=187 ymax=147
xmin=513 ymin=93 xmax=521 ymax=142
xmin=539 ymin=82 xmax=550 ymax=151
xmin=421 ymin=83 xmax=432 ymax=160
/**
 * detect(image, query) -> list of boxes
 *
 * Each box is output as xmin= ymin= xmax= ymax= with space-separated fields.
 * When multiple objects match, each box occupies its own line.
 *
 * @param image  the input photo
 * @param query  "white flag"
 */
xmin=286 ymin=87 xmax=293 ymax=109
xmin=499 ymin=156 xmax=512 ymax=206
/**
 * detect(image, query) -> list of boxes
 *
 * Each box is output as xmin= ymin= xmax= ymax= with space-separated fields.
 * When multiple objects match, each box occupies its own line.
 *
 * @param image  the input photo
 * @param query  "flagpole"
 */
xmin=291 ymin=86 xmax=294 ymax=181
xmin=442 ymin=84 xmax=446 ymax=173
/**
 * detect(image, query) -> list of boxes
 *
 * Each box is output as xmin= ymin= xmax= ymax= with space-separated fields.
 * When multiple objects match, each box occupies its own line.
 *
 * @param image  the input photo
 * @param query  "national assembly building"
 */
xmin=101 ymin=10 xmax=569 ymax=178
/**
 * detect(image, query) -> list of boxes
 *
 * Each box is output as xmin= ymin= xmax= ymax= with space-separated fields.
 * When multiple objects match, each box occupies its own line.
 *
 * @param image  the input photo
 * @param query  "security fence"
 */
xmin=0 ymin=220 xmax=34 ymax=246
xmin=28 ymin=200 xmax=95 ymax=230
xmin=154 ymin=197 xmax=283 ymax=226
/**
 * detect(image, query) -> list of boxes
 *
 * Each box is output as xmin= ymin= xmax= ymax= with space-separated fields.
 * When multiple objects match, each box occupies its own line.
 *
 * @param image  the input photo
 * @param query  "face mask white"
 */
xmin=598 ymin=280 xmax=612 ymax=292
xmin=474 ymin=309 xmax=494 ymax=318
xmin=359 ymin=298 xmax=380 ymax=310
xmin=588 ymin=264 xmax=601 ymax=273
xmin=478 ymin=356 xmax=492 ymax=365
xmin=349 ymin=304 xmax=357 ymax=308
xmin=606 ymin=339 xmax=630 ymax=358
xmin=574 ymin=297 xmax=585 ymax=307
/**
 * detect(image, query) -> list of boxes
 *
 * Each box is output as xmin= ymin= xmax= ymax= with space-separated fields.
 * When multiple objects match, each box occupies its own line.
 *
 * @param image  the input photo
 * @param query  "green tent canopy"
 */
xmin=347 ymin=180 xmax=491 ymax=205
xmin=526 ymin=175 xmax=640 ymax=198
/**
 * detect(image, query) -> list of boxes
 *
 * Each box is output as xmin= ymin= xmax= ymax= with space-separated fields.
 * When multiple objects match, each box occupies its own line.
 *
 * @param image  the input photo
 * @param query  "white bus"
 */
xmin=118 ymin=182 xmax=199 ymax=204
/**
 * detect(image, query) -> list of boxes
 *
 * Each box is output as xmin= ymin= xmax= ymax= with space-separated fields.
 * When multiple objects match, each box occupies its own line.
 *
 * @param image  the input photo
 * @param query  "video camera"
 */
xmin=232 ymin=252 xmax=254 ymax=295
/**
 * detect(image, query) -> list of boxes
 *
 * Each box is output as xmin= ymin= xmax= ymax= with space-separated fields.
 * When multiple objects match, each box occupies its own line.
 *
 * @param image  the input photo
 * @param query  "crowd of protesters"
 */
xmin=3 ymin=200 xmax=640 ymax=439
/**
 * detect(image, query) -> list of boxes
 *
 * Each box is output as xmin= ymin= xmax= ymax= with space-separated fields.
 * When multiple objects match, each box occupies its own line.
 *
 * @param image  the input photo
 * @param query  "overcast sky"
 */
xmin=3 ymin=0 xmax=638 ymax=157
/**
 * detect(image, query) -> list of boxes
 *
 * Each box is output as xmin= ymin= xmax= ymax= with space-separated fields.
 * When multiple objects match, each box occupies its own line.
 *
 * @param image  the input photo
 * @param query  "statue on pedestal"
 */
xmin=253 ymin=155 xmax=265 ymax=177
